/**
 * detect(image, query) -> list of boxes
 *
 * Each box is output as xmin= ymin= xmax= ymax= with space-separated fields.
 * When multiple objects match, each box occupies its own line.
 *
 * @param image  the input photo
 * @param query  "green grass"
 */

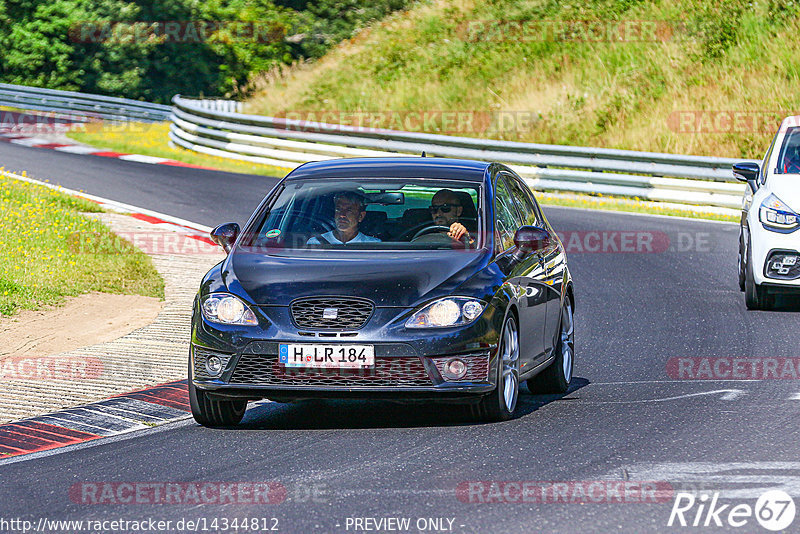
xmin=245 ymin=0 xmax=800 ymax=160
xmin=0 ymin=173 xmax=164 ymax=317
xmin=66 ymin=122 xmax=292 ymax=178
xmin=535 ymin=192 xmax=738 ymax=222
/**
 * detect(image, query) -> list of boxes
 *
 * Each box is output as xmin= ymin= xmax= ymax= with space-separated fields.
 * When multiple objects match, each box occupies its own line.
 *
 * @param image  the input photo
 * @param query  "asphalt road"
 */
xmin=2 ymin=142 xmax=800 ymax=534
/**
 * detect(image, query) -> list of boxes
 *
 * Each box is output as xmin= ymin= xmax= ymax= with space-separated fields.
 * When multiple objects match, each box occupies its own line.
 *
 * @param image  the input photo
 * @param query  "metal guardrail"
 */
xmin=171 ymin=96 xmax=752 ymax=210
xmin=0 ymin=83 xmax=171 ymax=122
xmin=0 ymin=83 xmax=751 ymax=211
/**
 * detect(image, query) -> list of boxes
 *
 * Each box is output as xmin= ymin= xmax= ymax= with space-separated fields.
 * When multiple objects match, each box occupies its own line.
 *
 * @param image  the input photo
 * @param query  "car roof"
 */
xmin=779 ymin=115 xmax=800 ymax=132
xmin=285 ymin=157 xmax=491 ymax=183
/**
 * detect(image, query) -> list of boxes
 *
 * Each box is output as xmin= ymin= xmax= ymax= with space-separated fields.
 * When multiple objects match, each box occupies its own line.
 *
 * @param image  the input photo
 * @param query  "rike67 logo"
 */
xmin=668 ymin=490 xmax=796 ymax=531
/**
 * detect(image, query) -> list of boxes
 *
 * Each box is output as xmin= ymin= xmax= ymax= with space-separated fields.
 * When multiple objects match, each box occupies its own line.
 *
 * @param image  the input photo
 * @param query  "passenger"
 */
xmin=308 ymin=191 xmax=381 ymax=245
xmin=428 ymin=189 xmax=474 ymax=246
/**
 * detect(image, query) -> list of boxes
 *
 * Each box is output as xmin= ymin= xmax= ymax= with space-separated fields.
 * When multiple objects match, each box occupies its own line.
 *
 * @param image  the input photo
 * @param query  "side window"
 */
xmin=502 ymin=172 xmax=541 ymax=226
xmin=494 ymin=175 xmax=523 ymax=252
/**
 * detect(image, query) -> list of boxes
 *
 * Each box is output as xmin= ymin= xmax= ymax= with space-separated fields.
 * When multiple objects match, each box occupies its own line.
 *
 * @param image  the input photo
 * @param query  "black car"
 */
xmin=189 ymin=157 xmax=574 ymax=426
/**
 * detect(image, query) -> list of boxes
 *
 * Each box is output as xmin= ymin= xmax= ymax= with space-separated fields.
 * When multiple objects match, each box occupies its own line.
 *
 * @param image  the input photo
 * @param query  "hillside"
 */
xmin=245 ymin=0 xmax=800 ymax=158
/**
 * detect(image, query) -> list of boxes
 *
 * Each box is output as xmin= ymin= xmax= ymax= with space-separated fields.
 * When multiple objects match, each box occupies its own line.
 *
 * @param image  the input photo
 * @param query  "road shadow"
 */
xmin=769 ymin=294 xmax=800 ymax=311
xmin=233 ymin=377 xmax=590 ymax=430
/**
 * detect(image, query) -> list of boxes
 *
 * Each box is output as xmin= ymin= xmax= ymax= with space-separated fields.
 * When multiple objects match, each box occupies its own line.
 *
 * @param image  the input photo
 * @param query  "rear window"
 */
xmin=241 ymin=179 xmax=483 ymax=250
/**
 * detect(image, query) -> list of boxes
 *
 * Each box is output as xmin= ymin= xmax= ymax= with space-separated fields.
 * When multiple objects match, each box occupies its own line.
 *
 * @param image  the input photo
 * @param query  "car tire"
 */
xmin=188 ymin=359 xmax=247 ymax=427
xmin=744 ymin=244 xmax=774 ymax=310
xmin=527 ymin=298 xmax=574 ymax=394
xmin=472 ymin=314 xmax=519 ymax=422
xmin=737 ymin=238 xmax=746 ymax=292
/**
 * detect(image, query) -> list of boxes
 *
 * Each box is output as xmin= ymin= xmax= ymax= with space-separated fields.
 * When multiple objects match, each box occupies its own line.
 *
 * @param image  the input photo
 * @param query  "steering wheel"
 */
xmin=410 ymin=224 xmax=470 ymax=247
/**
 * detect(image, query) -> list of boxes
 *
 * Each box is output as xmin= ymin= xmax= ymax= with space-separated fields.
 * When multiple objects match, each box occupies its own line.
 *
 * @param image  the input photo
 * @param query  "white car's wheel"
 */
xmin=744 ymin=244 xmax=774 ymax=310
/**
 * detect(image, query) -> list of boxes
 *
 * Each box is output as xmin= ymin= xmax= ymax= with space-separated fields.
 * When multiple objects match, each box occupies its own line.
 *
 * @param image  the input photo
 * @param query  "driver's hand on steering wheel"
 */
xmin=448 ymin=222 xmax=470 ymax=242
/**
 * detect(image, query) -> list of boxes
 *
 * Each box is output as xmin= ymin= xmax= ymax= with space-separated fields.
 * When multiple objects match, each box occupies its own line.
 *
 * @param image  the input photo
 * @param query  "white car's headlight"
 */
xmin=760 ymin=194 xmax=800 ymax=231
xmin=405 ymin=297 xmax=486 ymax=328
xmin=201 ymin=294 xmax=258 ymax=326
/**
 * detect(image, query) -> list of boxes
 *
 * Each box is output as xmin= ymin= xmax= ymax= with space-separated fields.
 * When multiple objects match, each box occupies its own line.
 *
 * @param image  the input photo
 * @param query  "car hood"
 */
xmin=224 ymin=249 xmax=491 ymax=307
xmin=766 ymin=175 xmax=800 ymax=212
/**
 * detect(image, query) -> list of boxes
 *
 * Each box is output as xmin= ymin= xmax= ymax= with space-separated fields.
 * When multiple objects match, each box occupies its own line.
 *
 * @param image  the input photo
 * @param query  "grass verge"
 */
xmin=536 ymin=192 xmax=738 ymax=222
xmin=0 ymin=173 xmax=164 ymax=317
xmin=245 ymin=0 xmax=800 ymax=160
xmin=66 ymin=122 xmax=292 ymax=178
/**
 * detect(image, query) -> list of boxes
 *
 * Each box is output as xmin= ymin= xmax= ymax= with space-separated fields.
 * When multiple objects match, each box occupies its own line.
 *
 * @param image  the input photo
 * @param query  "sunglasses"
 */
xmin=429 ymin=203 xmax=458 ymax=213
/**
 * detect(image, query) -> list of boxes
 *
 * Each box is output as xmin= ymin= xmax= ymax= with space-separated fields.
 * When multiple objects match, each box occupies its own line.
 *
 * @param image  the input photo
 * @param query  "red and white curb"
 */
xmin=0 ymin=170 xmax=230 ymax=458
xmin=0 ymin=381 xmax=191 ymax=459
xmin=0 ymin=129 xmax=216 ymax=170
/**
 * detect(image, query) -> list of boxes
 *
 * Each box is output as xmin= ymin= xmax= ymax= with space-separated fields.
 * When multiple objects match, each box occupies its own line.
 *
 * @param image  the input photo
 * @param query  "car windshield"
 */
xmin=241 ymin=179 xmax=483 ymax=250
xmin=776 ymin=126 xmax=800 ymax=174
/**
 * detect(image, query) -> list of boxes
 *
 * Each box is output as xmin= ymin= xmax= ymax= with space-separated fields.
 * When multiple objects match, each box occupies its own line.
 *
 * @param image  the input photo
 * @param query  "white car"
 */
xmin=736 ymin=115 xmax=800 ymax=310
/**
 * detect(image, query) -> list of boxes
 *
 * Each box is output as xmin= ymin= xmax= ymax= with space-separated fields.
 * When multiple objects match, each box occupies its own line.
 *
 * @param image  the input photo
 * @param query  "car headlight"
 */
xmin=760 ymin=194 xmax=800 ymax=231
xmin=405 ymin=297 xmax=486 ymax=328
xmin=201 ymin=293 xmax=258 ymax=326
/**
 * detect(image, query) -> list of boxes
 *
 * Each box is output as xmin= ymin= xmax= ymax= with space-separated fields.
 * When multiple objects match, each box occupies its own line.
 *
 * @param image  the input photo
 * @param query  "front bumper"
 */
xmin=191 ymin=343 xmax=495 ymax=400
xmin=750 ymin=222 xmax=800 ymax=287
xmin=190 ymin=302 xmax=502 ymax=401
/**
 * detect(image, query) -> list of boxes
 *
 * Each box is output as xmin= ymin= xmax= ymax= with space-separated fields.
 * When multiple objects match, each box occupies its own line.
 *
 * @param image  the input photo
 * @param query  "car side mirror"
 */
xmin=511 ymin=225 xmax=551 ymax=263
xmin=210 ymin=223 xmax=240 ymax=253
xmin=733 ymin=162 xmax=760 ymax=194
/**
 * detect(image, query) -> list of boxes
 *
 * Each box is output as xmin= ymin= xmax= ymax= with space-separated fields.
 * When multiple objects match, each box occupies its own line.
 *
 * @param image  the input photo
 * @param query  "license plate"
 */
xmin=279 ymin=344 xmax=375 ymax=369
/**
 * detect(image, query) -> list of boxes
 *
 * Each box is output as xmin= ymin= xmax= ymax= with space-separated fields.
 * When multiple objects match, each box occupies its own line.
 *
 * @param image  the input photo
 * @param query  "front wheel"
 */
xmin=472 ymin=314 xmax=519 ymax=422
xmin=744 ymin=245 xmax=774 ymax=310
xmin=737 ymin=238 xmax=746 ymax=292
xmin=527 ymin=299 xmax=574 ymax=394
xmin=189 ymin=359 xmax=247 ymax=427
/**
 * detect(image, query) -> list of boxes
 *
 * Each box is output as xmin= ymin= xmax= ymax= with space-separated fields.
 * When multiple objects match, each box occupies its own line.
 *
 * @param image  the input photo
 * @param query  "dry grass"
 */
xmin=243 ymin=0 xmax=800 ymax=160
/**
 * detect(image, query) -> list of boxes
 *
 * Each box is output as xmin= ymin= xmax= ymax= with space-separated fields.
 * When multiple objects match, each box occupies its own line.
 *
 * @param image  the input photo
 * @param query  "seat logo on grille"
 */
xmin=322 ymin=308 xmax=339 ymax=319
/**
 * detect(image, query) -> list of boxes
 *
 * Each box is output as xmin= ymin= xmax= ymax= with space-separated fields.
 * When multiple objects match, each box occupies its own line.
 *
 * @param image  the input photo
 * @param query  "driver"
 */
xmin=307 ymin=191 xmax=381 ymax=245
xmin=429 ymin=189 xmax=474 ymax=245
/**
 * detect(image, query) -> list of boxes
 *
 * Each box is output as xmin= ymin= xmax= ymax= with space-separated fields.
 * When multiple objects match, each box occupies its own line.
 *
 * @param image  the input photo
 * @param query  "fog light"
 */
xmin=206 ymin=356 xmax=223 ymax=377
xmin=442 ymin=358 xmax=468 ymax=380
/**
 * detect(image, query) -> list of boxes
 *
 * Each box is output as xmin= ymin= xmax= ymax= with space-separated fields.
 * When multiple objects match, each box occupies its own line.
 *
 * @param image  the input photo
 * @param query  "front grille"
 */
xmin=230 ymin=353 xmax=432 ymax=388
xmin=432 ymin=353 xmax=490 ymax=382
xmin=290 ymin=297 xmax=374 ymax=330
